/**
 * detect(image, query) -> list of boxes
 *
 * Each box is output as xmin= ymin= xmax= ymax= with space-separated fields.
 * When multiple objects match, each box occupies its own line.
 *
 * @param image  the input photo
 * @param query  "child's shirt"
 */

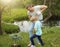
xmin=34 ymin=21 xmax=42 ymax=36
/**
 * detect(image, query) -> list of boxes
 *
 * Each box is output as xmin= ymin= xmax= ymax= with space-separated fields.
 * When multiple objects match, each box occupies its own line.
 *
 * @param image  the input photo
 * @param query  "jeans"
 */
xmin=29 ymin=22 xmax=39 ymax=43
xmin=30 ymin=34 xmax=44 ymax=46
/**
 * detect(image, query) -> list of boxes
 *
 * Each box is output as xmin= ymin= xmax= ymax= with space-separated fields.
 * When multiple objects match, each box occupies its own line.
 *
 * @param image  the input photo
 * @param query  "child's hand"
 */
xmin=33 ymin=28 xmax=37 ymax=34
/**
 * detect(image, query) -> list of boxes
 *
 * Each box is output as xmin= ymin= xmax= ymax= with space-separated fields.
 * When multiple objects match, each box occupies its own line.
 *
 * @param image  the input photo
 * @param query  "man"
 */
xmin=26 ymin=4 xmax=47 ymax=46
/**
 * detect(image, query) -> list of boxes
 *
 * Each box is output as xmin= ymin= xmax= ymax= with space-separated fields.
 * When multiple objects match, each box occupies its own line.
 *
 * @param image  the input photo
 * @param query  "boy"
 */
xmin=30 ymin=17 xmax=44 ymax=47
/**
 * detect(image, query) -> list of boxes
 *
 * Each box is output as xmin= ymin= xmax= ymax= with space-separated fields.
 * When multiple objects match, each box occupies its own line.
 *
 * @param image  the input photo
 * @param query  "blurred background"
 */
xmin=0 ymin=0 xmax=60 ymax=47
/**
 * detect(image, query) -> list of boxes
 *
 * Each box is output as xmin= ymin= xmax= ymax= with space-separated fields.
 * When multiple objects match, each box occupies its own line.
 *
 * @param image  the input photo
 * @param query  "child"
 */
xmin=30 ymin=17 xmax=44 ymax=47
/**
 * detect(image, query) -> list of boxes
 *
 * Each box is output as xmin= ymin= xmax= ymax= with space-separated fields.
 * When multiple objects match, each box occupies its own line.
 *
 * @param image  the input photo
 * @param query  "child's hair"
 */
xmin=26 ymin=4 xmax=34 ymax=9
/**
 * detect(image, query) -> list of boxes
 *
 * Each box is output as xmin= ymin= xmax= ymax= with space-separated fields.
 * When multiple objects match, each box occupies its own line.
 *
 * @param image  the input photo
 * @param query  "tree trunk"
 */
xmin=0 ymin=9 xmax=3 ymax=35
xmin=44 ymin=0 xmax=46 ymax=5
xmin=44 ymin=0 xmax=52 ymax=22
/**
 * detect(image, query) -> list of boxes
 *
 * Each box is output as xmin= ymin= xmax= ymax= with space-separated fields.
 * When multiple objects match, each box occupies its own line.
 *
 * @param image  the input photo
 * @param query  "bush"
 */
xmin=2 ymin=23 xmax=20 ymax=34
xmin=2 ymin=8 xmax=29 ymax=23
xmin=12 ymin=8 xmax=29 ymax=21
xmin=14 ymin=14 xmax=29 ymax=21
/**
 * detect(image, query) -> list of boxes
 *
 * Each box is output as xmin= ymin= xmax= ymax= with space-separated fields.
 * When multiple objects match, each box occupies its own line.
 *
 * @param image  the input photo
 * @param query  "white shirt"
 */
xmin=28 ymin=5 xmax=43 ymax=20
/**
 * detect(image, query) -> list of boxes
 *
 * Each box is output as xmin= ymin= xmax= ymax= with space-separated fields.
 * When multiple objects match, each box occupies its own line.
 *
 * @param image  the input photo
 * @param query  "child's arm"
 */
xmin=34 ymin=28 xmax=37 ymax=32
xmin=33 ymin=28 xmax=37 ymax=34
xmin=33 ymin=24 xmax=38 ymax=34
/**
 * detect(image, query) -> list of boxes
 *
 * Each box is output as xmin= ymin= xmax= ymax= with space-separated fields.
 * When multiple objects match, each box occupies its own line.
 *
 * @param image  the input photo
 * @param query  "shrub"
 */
xmin=2 ymin=23 xmax=20 ymax=34
xmin=12 ymin=8 xmax=29 ymax=21
xmin=14 ymin=14 xmax=29 ymax=21
xmin=2 ymin=8 xmax=29 ymax=23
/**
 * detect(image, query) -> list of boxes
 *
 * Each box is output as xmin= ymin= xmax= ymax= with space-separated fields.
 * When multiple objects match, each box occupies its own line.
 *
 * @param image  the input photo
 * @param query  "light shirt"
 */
xmin=34 ymin=21 xmax=42 ymax=36
xmin=28 ymin=5 xmax=43 ymax=20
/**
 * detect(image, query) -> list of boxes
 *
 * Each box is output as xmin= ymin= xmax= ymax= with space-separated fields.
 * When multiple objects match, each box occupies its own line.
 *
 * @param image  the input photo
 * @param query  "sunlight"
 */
xmin=1 ymin=0 xmax=12 ymax=5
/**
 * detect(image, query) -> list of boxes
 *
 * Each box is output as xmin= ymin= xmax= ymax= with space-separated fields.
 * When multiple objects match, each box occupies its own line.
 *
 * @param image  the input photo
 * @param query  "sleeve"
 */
xmin=35 ymin=5 xmax=41 ymax=10
xmin=35 ymin=5 xmax=42 ymax=16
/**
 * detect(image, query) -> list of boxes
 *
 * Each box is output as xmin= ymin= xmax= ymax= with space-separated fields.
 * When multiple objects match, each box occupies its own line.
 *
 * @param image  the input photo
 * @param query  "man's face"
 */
xmin=27 ymin=7 xmax=33 ymax=11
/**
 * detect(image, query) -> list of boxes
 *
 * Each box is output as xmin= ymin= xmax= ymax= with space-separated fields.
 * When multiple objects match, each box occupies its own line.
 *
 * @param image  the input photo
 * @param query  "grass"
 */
xmin=0 ymin=27 xmax=60 ymax=47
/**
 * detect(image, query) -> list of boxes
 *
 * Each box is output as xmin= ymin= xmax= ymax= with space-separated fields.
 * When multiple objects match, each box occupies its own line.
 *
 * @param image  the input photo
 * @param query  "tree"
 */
xmin=0 ymin=8 xmax=2 ymax=35
xmin=0 ymin=1 xmax=4 ymax=35
xmin=31 ymin=0 xmax=60 ymax=22
xmin=43 ymin=0 xmax=52 ymax=22
xmin=0 ymin=0 xmax=13 ymax=35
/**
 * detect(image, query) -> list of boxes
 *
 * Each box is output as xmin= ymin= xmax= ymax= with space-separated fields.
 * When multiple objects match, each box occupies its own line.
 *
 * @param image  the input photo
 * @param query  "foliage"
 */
xmin=31 ymin=0 xmax=60 ymax=16
xmin=12 ymin=9 xmax=28 ymax=21
xmin=12 ymin=0 xmax=32 ymax=8
xmin=1 ymin=0 xmax=60 ymax=23
xmin=0 ymin=27 xmax=60 ymax=47
xmin=2 ymin=23 xmax=20 ymax=34
xmin=2 ymin=8 xmax=29 ymax=23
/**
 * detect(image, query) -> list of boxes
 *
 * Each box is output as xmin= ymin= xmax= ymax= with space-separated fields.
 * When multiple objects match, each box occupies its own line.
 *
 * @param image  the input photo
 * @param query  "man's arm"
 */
xmin=29 ymin=16 xmax=38 ymax=21
xmin=40 ymin=5 xmax=48 ymax=12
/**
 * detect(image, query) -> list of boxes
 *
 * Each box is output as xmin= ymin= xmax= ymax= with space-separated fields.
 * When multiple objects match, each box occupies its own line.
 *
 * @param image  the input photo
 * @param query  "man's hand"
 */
xmin=30 ymin=16 xmax=36 ymax=21
xmin=40 ymin=5 xmax=48 ymax=12
xmin=29 ymin=16 xmax=38 ymax=22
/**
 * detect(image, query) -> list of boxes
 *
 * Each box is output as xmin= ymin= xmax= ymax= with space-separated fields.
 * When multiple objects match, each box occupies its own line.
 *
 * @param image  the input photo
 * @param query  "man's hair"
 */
xmin=26 ymin=4 xmax=34 ymax=9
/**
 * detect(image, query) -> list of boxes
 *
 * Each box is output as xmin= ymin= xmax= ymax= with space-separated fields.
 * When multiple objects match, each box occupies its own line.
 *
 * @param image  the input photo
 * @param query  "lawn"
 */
xmin=0 ymin=27 xmax=60 ymax=47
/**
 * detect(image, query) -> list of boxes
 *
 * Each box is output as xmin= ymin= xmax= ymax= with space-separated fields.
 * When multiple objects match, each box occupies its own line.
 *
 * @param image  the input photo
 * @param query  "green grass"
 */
xmin=2 ymin=23 xmax=19 ymax=34
xmin=0 ymin=27 xmax=60 ymax=47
